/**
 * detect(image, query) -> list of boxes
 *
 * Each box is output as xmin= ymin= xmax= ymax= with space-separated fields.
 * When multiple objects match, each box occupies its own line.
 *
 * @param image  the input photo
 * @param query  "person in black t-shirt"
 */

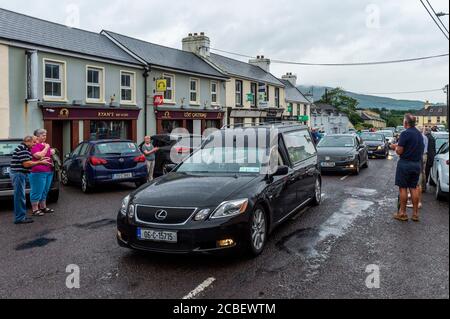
xmin=390 ymin=114 xmax=425 ymax=222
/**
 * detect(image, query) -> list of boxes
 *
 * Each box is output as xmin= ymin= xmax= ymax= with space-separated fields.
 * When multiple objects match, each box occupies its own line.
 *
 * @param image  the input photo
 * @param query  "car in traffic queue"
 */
xmin=429 ymin=141 xmax=449 ymax=201
xmin=0 ymin=139 xmax=60 ymax=202
xmin=432 ymin=132 xmax=449 ymax=154
xmin=316 ymin=134 xmax=369 ymax=175
xmin=117 ymin=123 xmax=322 ymax=257
xmin=360 ymin=133 xmax=390 ymax=159
xmin=140 ymin=134 xmax=203 ymax=177
xmin=61 ymin=139 xmax=148 ymax=193
xmin=378 ymin=130 xmax=396 ymax=144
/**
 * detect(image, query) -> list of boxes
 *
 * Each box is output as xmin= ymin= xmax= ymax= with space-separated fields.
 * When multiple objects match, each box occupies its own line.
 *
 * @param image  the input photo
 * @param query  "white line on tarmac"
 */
xmin=182 ymin=277 xmax=216 ymax=300
xmin=340 ymin=175 xmax=350 ymax=181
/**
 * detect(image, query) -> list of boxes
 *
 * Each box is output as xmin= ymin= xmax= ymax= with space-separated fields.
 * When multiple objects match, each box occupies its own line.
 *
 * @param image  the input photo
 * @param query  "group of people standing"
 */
xmin=10 ymin=129 xmax=55 ymax=225
xmin=391 ymin=114 xmax=433 ymax=223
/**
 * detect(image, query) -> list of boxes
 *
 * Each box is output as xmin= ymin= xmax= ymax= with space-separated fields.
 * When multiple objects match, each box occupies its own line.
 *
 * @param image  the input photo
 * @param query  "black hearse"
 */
xmin=117 ymin=123 xmax=321 ymax=257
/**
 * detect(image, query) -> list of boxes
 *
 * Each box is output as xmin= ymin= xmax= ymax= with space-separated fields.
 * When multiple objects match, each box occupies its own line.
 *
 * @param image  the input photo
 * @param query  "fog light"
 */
xmin=349 ymin=164 xmax=355 ymax=168
xmin=218 ymin=239 xmax=235 ymax=247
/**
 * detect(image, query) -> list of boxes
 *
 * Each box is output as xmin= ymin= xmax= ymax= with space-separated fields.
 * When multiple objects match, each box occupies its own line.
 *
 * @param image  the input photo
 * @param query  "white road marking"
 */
xmin=182 ymin=277 xmax=216 ymax=299
xmin=340 ymin=175 xmax=350 ymax=181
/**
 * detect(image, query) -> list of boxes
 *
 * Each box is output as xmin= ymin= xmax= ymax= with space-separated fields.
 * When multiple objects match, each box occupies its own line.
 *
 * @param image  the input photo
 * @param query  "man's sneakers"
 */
xmin=14 ymin=218 xmax=34 ymax=225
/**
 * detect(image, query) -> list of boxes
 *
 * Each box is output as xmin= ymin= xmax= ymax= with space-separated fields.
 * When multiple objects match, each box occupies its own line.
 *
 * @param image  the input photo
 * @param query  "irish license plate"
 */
xmin=321 ymin=162 xmax=335 ymax=168
xmin=137 ymin=228 xmax=178 ymax=243
xmin=113 ymin=173 xmax=133 ymax=180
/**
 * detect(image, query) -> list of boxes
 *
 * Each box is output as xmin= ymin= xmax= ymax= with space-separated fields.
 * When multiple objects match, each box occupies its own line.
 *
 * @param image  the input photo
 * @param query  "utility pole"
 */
xmin=446 ymin=84 xmax=449 ymax=128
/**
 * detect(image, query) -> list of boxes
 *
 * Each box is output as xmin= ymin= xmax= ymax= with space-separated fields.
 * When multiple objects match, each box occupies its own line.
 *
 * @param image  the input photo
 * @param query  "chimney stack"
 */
xmin=182 ymin=32 xmax=211 ymax=58
xmin=249 ymin=55 xmax=271 ymax=73
xmin=282 ymin=72 xmax=298 ymax=87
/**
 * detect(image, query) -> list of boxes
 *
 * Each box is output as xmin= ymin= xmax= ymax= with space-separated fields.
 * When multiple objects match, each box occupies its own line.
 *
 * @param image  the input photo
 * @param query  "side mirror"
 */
xmin=272 ymin=165 xmax=289 ymax=177
xmin=164 ymin=164 xmax=177 ymax=173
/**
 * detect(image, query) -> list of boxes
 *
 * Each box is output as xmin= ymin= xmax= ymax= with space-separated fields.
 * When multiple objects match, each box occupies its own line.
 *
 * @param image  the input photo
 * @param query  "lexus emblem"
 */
xmin=119 ymin=158 xmax=125 ymax=163
xmin=155 ymin=210 xmax=168 ymax=221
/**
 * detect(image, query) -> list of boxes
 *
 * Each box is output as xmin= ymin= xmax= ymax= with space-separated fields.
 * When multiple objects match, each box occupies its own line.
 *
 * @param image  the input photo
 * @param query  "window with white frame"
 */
xmin=190 ymin=78 xmax=199 ymax=104
xmin=275 ymin=88 xmax=280 ymax=107
xmin=235 ymin=80 xmax=243 ymax=106
xmin=211 ymin=81 xmax=218 ymax=104
xmin=121 ymin=71 xmax=135 ymax=103
xmin=44 ymin=60 xmax=65 ymax=99
xmin=163 ymin=74 xmax=175 ymax=102
xmin=86 ymin=67 xmax=104 ymax=102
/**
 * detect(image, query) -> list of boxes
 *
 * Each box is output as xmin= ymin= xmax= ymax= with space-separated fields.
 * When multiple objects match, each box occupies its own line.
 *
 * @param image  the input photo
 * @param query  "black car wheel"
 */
xmin=61 ymin=169 xmax=70 ymax=186
xmin=312 ymin=177 xmax=322 ymax=206
xmin=81 ymin=172 xmax=92 ymax=194
xmin=247 ymin=206 xmax=268 ymax=257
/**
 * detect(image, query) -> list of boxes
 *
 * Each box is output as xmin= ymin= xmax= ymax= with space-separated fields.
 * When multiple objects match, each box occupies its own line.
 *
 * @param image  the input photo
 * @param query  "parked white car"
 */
xmin=430 ymin=141 xmax=449 ymax=200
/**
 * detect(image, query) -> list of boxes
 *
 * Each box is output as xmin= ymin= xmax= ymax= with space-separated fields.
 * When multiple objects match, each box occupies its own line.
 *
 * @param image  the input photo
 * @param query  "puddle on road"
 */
xmin=344 ymin=187 xmax=378 ymax=197
xmin=276 ymin=198 xmax=374 ymax=258
xmin=75 ymin=219 xmax=116 ymax=230
xmin=15 ymin=237 xmax=57 ymax=251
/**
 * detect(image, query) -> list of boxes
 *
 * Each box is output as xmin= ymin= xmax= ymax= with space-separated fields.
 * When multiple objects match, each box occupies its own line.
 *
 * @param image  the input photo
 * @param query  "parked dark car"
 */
xmin=317 ymin=134 xmax=369 ymax=175
xmin=140 ymin=134 xmax=203 ymax=177
xmin=360 ymin=133 xmax=390 ymax=159
xmin=117 ymin=124 xmax=322 ymax=257
xmin=61 ymin=139 xmax=148 ymax=193
xmin=0 ymin=139 xmax=60 ymax=202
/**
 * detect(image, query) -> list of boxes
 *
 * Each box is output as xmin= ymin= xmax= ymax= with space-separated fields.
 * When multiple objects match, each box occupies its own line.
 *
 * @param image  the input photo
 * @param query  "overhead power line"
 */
xmin=358 ymin=88 xmax=445 ymax=95
xmin=420 ymin=0 xmax=449 ymax=40
xmin=210 ymin=48 xmax=449 ymax=66
xmin=426 ymin=0 xmax=449 ymax=34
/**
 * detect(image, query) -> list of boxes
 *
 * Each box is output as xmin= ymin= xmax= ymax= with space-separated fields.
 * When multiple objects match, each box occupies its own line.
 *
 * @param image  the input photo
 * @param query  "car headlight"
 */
xmin=211 ymin=199 xmax=249 ymax=219
xmin=194 ymin=209 xmax=211 ymax=221
xmin=346 ymin=155 xmax=355 ymax=161
xmin=120 ymin=195 xmax=130 ymax=216
xmin=377 ymin=146 xmax=383 ymax=150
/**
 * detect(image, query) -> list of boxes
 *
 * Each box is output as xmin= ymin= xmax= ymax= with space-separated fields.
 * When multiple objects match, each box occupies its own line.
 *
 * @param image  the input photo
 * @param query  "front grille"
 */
xmin=136 ymin=205 xmax=197 ymax=225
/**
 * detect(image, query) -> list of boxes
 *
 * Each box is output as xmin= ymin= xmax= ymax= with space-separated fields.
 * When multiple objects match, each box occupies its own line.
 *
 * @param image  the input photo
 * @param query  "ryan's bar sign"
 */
xmin=41 ymin=106 xmax=140 ymax=120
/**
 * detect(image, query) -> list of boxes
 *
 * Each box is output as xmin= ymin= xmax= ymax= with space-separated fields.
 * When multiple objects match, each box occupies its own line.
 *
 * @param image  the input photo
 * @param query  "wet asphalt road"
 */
xmin=0 ymin=152 xmax=448 ymax=299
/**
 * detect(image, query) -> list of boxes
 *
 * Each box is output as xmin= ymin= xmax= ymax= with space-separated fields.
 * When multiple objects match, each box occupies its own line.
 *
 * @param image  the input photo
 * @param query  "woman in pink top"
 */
xmin=29 ymin=129 xmax=55 ymax=216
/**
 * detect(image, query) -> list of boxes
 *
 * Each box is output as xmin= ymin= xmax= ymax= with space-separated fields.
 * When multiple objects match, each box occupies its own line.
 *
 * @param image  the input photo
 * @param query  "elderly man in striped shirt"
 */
xmin=10 ymin=136 xmax=50 ymax=224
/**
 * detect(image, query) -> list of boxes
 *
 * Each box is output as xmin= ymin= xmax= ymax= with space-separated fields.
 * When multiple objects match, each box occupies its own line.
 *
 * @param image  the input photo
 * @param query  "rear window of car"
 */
xmin=0 ymin=141 xmax=21 ymax=156
xmin=94 ymin=142 xmax=139 ymax=155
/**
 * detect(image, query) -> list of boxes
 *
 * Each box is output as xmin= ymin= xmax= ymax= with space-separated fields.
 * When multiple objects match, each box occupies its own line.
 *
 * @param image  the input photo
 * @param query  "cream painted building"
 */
xmin=415 ymin=102 xmax=448 ymax=128
xmin=0 ymin=44 xmax=9 ymax=138
xmin=181 ymin=33 xmax=286 ymax=126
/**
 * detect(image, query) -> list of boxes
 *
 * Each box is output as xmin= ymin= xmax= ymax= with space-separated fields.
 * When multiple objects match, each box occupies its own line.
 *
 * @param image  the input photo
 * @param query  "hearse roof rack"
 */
xmin=221 ymin=121 xmax=308 ymax=130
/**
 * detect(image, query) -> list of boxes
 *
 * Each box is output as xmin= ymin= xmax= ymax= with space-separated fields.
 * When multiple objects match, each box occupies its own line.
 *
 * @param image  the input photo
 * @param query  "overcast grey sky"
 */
xmin=1 ymin=0 xmax=449 ymax=103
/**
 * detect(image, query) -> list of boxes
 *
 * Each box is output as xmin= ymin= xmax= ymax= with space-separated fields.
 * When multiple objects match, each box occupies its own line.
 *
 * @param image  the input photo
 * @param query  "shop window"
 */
xmin=90 ymin=121 xmax=129 ymax=140
xmin=44 ymin=60 xmax=65 ymax=100
xmin=162 ymin=120 xmax=182 ymax=134
xmin=190 ymin=78 xmax=199 ymax=104
xmin=121 ymin=71 xmax=135 ymax=104
xmin=163 ymin=74 xmax=175 ymax=103
xmin=211 ymin=81 xmax=218 ymax=104
xmin=87 ymin=66 xmax=104 ymax=102
xmin=235 ymin=80 xmax=243 ymax=106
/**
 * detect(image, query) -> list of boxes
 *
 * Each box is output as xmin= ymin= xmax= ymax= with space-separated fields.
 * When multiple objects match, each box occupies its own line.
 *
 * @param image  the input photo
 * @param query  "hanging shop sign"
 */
xmin=153 ymin=95 xmax=164 ymax=106
xmin=156 ymin=79 xmax=167 ymax=92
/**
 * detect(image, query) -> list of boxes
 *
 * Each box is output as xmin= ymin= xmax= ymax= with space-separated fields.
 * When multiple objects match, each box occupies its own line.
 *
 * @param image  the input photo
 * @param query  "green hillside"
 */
xmin=298 ymin=86 xmax=424 ymax=110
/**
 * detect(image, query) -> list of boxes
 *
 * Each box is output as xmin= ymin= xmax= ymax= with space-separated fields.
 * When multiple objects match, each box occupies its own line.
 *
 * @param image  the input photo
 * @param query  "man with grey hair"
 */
xmin=10 ymin=136 xmax=50 ymax=224
xmin=390 ymin=114 xmax=425 ymax=222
